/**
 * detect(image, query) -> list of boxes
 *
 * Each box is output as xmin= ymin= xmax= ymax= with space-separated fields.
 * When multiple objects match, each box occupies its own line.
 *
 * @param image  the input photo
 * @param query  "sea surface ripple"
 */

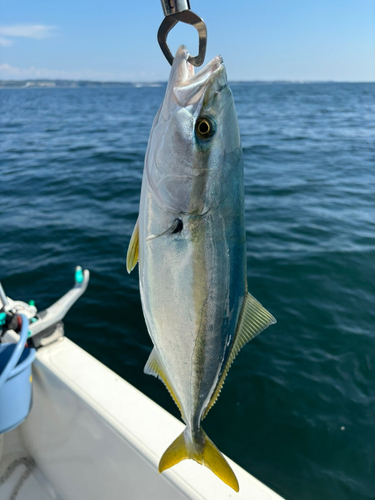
xmin=1 ymin=82 xmax=374 ymax=500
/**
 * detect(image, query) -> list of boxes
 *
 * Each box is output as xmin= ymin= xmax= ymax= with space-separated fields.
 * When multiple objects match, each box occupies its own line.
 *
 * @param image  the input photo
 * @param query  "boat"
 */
xmin=0 ymin=268 xmax=285 ymax=499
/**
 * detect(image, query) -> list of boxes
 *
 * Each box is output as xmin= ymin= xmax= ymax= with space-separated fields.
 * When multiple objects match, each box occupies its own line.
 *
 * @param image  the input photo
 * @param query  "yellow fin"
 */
xmin=203 ymin=292 xmax=276 ymax=418
xmin=126 ymin=218 xmax=139 ymax=273
xmin=202 ymin=433 xmax=239 ymax=492
xmin=159 ymin=431 xmax=188 ymax=472
xmin=144 ymin=349 xmax=184 ymax=418
xmin=159 ymin=428 xmax=239 ymax=492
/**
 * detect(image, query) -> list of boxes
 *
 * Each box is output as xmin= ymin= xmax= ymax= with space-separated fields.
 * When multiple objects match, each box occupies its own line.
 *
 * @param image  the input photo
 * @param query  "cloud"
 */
xmin=0 ymin=37 xmax=13 ymax=47
xmin=0 ymin=25 xmax=56 ymax=46
xmin=0 ymin=63 xmax=153 ymax=82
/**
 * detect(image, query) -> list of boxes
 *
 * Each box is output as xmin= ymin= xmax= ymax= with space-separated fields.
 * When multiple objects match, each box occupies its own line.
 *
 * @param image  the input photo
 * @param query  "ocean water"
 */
xmin=1 ymin=82 xmax=374 ymax=500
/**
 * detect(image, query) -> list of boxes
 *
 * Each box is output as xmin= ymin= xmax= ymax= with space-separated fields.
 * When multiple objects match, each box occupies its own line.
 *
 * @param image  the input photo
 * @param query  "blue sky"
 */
xmin=1 ymin=0 xmax=374 ymax=81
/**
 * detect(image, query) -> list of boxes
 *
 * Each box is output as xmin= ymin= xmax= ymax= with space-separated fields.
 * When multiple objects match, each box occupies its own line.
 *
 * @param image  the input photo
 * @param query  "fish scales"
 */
xmin=127 ymin=45 xmax=276 ymax=492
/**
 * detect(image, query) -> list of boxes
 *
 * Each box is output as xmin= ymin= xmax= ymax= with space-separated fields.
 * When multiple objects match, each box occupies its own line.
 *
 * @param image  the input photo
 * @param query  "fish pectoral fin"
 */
xmin=144 ymin=348 xmax=184 ymax=417
xmin=146 ymin=218 xmax=183 ymax=241
xmin=159 ymin=428 xmax=239 ymax=492
xmin=126 ymin=218 xmax=139 ymax=273
xmin=203 ymin=292 xmax=276 ymax=419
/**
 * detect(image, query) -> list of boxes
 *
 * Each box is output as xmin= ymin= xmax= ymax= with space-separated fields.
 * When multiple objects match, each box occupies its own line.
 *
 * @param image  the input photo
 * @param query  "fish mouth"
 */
xmin=170 ymin=45 xmax=226 ymax=107
xmin=174 ymin=45 xmax=224 ymax=86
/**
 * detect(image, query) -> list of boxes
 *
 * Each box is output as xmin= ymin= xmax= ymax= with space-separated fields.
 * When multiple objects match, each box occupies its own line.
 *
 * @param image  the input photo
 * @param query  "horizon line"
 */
xmin=0 ymin=78 xmax=374 ymax=85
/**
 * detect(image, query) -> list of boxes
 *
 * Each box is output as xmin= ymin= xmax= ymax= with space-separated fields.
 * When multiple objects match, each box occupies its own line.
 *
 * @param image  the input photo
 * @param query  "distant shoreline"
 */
xmin=0 ymin=80 xmax=165 ymax=89
xmin=0 ymin=80 xmax=373 ymax=89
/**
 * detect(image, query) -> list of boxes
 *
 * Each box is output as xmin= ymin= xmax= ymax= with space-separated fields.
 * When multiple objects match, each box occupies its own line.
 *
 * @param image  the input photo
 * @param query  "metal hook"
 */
xmin=158 ymin=1 xmax=207 ymax=67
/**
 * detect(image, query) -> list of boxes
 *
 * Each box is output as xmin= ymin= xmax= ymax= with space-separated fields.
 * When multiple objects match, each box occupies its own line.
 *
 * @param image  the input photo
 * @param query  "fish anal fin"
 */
xmin=203 ymin=292 xmax=276 ymax=418
xmin=126 ymin=218 xmax=139 ymax=273
xmin=144 ymin=348 xmax=184 ymax=418
xmin=159 ymin=428 xmax=239 ymax=492
xmin=233 ymin=292 xmax=276 ymax=349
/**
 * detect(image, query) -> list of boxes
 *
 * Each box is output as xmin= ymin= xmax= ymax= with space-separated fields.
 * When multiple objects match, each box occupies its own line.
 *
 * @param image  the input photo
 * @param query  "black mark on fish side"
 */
xmin=171 ymin=218 xmax=183 ymax=234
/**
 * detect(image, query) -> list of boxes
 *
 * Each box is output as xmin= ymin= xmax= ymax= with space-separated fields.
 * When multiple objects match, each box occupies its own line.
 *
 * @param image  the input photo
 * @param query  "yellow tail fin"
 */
xmin=159 ymin=428 xmax=239 ymax=492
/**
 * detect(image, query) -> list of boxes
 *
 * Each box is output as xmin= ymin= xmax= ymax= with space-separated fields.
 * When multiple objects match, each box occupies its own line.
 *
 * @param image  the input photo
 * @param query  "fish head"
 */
xmin=147 ymin=45 xmax=241 ymax=216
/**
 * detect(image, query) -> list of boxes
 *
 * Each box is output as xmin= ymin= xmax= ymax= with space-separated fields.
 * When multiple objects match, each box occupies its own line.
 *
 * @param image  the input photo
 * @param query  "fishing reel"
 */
xmin=0 ymin=266 xmax=89 ymax=349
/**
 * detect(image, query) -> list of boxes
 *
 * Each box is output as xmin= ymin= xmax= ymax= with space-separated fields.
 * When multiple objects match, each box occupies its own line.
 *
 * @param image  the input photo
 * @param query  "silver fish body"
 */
xmin=127 ymin=46 xmax=275 ymax=491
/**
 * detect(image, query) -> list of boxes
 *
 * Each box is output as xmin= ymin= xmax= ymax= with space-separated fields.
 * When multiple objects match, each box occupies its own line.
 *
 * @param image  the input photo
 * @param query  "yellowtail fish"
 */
xmin=127 ymin=45 xmax=276 ymax=492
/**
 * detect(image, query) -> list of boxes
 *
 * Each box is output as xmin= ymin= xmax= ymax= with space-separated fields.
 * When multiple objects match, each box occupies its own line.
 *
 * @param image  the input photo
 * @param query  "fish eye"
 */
xmin=195 ymin=117 xmax=215 ymax=140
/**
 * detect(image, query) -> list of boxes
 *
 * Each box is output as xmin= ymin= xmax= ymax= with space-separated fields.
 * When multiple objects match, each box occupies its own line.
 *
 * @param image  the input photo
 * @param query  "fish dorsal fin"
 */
xmin=126 ymin=218 xmax=139 ymax=273
xmin=203 ymin=292 xmax=276 ymax=419
xmin=144 ymin=348 xmax=184 ymax=419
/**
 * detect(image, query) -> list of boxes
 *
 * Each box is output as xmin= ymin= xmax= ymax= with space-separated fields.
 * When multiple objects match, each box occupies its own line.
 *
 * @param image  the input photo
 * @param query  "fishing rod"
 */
xmin=158 ymin=0 xmax=207 ymax=67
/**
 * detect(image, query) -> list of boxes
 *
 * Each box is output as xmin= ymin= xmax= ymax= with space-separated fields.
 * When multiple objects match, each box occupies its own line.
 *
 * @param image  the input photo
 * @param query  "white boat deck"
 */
xmin=0 ymin=336 xmax=285 ymax=500
xmin=0 ymin=429 xmax=56 ymax=500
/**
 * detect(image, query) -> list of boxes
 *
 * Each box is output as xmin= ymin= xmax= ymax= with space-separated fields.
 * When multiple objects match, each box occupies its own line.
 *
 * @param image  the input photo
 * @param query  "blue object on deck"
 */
xmin=0 ymin=314 xmax=36 ymax=434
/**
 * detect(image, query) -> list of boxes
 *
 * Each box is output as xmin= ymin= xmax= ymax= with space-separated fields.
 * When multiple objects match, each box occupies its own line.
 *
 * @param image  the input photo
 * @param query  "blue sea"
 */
xmin=1 ymin=82 xmax=374 ymax=500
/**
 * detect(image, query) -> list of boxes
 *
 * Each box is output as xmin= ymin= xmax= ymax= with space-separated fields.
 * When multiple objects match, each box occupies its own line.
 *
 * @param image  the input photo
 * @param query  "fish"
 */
xmin=127 ymin=45 xmax=276 ymax=492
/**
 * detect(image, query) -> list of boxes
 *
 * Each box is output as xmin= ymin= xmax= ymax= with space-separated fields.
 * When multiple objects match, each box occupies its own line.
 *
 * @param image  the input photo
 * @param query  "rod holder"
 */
xmin=0 ymin=283 xmax=9 ymax=308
